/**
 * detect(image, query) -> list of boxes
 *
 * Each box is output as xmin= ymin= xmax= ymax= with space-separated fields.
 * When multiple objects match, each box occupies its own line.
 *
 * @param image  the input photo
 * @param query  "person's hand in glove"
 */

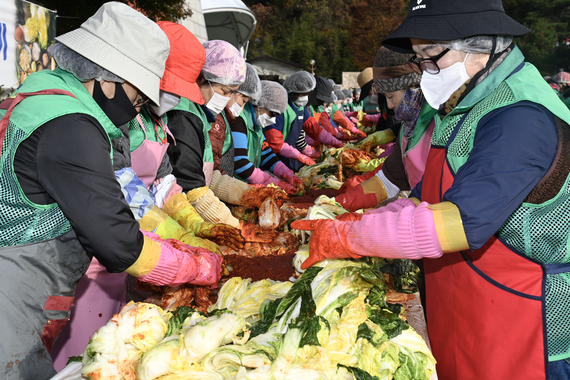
xmin=162 ymin=193 xmax=244 ymax=251
xmin=248 ymin=167 xmax=297 ymax=195
xmin=290 ymin=219 xmax=363 ymax=269
xmin=292 ymin=198 xmax=470 ymax=269
xmin=298 ymin=154 xmax=316 ymax=166
xmin=273 ymin=162 xmax=305 ymax=192
xmin=336 ymin=212 xmax=363 ymax=222
xmin=209 ymin=170 xmax=288 ymax=209
xmin=338 ymin=166 xmax=382 ymax=193
xmin=130 ymin=230 xmax=223 ymax=287
xmin=357 ymin=129 xmax=395 ymax=153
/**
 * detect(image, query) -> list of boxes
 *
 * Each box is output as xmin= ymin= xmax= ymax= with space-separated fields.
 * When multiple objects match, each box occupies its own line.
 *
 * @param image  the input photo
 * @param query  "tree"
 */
xmin=503 ymin=0 xmax=570 ymax=74
xmin=37 ymin=0 xmax=192 ymax=36
xmin=347 ymin=0 xmax=408 ymax=69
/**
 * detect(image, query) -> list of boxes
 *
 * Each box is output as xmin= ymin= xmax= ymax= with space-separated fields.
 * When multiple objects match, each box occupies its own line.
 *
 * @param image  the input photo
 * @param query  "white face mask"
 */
xmin=150 ymin=91 xmax=181 ymax=116
xmin=293 ymin=95 xmax=309 ymax=108
xmin=342 ymin=99 xmax=348 ymax=105
xmin=349 ymin=98 xmax=353 ymax=104
xmin=420 ymin=53 xmax=470 ymax=109
xmin=257 ymin=111 xmax=276 ymax=128
xmin=206 ymin=82 xmax=231 ymax=115
xmin=369 ymin=94 xmax=379 ymax=104
xmin=324 ymin=106 xmax=332 ymax=114
xmin=229 ymin=96 xmax=243 ymax=118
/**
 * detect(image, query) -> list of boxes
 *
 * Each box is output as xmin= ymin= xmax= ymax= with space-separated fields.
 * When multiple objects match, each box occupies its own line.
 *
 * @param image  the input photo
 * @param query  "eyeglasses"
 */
xmin=408 ymin=48 xmax=451 ymax=75
xmin=133 ymin=95 xmax=150 ymax=108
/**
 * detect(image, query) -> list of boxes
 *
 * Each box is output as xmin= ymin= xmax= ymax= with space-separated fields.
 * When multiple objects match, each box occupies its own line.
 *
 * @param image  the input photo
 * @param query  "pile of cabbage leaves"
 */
xmin=80 ymin=256 xmax=435 ymax=380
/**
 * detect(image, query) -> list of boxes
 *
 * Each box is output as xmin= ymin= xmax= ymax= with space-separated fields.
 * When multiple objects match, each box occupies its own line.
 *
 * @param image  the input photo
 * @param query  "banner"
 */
xmin=0 ymin=0 xmax=57 ymax=96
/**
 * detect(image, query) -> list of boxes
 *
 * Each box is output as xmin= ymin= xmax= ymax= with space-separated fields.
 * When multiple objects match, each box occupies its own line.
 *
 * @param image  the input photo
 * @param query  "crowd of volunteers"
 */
xmin=0 ymin=0 xmax=569 ymax=379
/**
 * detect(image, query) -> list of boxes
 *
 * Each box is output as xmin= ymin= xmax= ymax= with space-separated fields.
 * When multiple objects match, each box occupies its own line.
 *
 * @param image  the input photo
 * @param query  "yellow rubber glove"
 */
xmin=357 ymin=129 xmax=396 ymax=153
xmin=139 ymin=206 xmax=221 ymax=254
xmin=162 ymin=193 xmax=244 ymax=251
xmin=349 ymin=158 xmax=386 ymax=172
xmin=186 ymin=185 xmax=240 ymax=228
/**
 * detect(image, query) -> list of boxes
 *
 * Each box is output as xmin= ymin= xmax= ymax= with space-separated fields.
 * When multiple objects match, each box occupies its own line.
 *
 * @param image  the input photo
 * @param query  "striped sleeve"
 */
xmin=259 ymin=135 xmax=282 ymax=172
xmin=295 ymin=130 xmax=308 ymax=151
xmin=229 ymin=117 xmax=255 ymax=181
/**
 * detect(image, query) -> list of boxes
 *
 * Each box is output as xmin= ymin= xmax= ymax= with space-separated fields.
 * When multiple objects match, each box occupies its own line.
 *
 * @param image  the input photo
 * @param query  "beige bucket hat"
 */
xmin=56 ymin=2 xmax=170 ymax=105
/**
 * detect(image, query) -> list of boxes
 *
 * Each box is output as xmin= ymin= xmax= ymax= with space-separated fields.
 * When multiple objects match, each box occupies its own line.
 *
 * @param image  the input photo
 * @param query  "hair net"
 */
xmin=342 ymin=89 xmax=352 ymax=98
xmin=282 ymin=71 xmax=316 ymax=94
xmin=334 ymin=90 xmax=346 ymax=100
xmin=327 ymin=78 xmax=336 ymax=87
xmin=354 ymin=88 xmax=361 ymax=94
xmin=237 ymin=63 xmax=262 ymax=100
xmin=331 ymin=92 xmax=338 ymax=102
xmin=202 ymin=40 xmax=246 ymax=86
xmin=252 ymin=80 xmax=288 ymax=114
xmin=554 ymin=71 xmax=570 ymax=84
xmin=373 ymin=46 xmax=420 ymax=94
xmin=333 ymin=84 xmax=342 ymax=92
xmin=48 ymin=43 xmax=124 ymax=82
xmin=435 ymin=35 xmax=513 ymax=54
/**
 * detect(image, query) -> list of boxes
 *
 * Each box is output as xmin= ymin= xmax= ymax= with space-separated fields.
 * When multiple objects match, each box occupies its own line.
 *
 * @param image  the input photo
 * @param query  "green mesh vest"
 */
xmin=433 ymin=46 xmax=570 ymax=361
xmin=0 ymin=68 xmax=122 ymax=247
xmin=172 ymin=97 xmax=214 ymax=163
xmin=239 ymin=102 xmax=263 ymax=171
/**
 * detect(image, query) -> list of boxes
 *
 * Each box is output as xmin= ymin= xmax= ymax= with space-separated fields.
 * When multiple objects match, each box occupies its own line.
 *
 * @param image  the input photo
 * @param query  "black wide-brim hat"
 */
xmin=383 ymin=0 xmax=531 ymax=54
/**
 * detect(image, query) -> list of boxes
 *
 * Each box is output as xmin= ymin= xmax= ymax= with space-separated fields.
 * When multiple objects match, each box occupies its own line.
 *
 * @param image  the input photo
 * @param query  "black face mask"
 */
xmin=92 ymin=80 xmax=139 ymax=126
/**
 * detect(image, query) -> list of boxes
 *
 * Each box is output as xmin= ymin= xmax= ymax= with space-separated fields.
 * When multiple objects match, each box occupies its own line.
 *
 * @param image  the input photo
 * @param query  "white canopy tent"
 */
xmin=201 ymin=0 xmax=257 ymax=58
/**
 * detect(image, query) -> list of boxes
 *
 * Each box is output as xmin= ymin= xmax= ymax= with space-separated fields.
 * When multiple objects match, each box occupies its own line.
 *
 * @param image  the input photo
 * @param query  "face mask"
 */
xmin=206 ymin=82 xmax=231 ymax=115
xmin=369 ymin=94 xmax=379 ymax=105
xmin=324 ymin=106 xmax=332 ymax=114
xmin=294 ymin=95 xmax=309 ymax=108
xmin=342 ymin=99 xmax=348 ymax=105
xmin=420 ymin=53 xmax=470 ymax=109
xmin=257 ymin=111 xmax=276 ymax=128
xmin=229 ymin=97 xmax=243 ymax=118
xmin=150 ymin=91 xmax=181 ymax=117
xmin=349 ymin=98 xmax=353 ymax=104
xmin=395 ymin=87 xmax=425 ymax=139
xmin=92 ymin=80 xmax=139 ymax=126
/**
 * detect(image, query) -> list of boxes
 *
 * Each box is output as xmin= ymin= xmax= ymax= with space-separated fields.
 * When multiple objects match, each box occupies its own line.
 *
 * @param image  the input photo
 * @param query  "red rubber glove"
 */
xmin=336 ymin=212 xmax=364 ymax=222
xmin=290 ymin=219 xmax=362 ymax=269
xmin=338 ymin=166 xmax=382 ymax=193
xmin=335 ymin=184 xmax=379 ymax=212
xmin=298 ymin=154 xmax=316 ymax=166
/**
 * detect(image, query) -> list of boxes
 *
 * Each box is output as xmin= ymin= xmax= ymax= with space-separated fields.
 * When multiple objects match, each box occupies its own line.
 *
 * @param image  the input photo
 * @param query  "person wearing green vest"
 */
xmin=294 ymin=0 xmax=570 ymax=378
xmin=209 ymin=63 xmax=262 ymax=177
xmin=554 ymin=71 xmax=570 ymax=110
xmin=336 ymin=46 xmax=428 ymax=211
xmin=229 ymin=80 xmax=304 ymax=193
xmin=166 ymin=40 xmax=247 ymax=228
xmin=0 ymin=4 xmax=223 ymax=378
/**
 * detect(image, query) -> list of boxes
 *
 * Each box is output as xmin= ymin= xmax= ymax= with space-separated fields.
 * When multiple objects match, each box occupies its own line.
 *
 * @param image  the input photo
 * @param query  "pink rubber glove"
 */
xmin=348 ymin=123 xmax=367 ymax=138
xmin=345 ymin=111 xmax=358 ymax=118
xmin=137 ymin=230 xmax=223 ymax=287
xmin=364 ymin=114 xmax=382 ymax=123
xmin=277 ymin=142 xmax=315 ymax=166
xmin=317 ymin=129 xmax=343 ymax=148
xmin=291 ymin=198 xmax=443 ymax=269
xmin=249 ymin=167 xmax=297 ymax=194
xmin=274 ymin=161 xmax=305 ymax=190
xmin=301 ymin=144 xmax=320 ymax=159
xmin=306 ymin=134 xmax=315 ymax=146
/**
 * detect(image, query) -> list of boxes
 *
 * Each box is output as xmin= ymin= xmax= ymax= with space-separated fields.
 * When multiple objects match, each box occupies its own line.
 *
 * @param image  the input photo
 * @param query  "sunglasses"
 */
xmin=408 ymin=48 xmax=451 ymax=75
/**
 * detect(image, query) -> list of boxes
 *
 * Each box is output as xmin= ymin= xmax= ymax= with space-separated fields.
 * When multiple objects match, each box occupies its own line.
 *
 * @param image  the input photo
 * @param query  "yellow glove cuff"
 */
xmin=372 ymin=129 xmax=395 ymax=145
xmin=190 ymin=188 xmax=240 ymax=228
xmin=362 ymin=175 xmax=388 ymax=204
xmin=428 ymin=201 xmax=470 ymax=253
xmin=186 ymin=186 xmax=209 ymax=202
xmin=125 ymin=236 xmax=161 ymax=277
xmin=139 ymin=206 xmax=170 ymax=233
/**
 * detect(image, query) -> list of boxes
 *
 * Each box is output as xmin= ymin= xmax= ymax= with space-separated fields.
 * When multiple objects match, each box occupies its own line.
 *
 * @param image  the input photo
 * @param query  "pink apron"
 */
xmin=131 ymin=114 xmax=171 ymax=189
xmin=401 ymin=119 xmax=435 ymax=189
xmin=50 ymin=258 xmax=127 ymax=371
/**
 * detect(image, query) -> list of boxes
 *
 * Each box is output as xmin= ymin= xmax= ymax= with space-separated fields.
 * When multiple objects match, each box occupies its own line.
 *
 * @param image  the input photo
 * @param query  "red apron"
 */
xmin=421 ymin=117 xmax=548 ymax=380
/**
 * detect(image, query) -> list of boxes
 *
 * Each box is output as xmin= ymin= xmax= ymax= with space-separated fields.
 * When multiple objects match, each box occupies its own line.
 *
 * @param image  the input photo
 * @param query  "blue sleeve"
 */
xmin=229 ymin=116 xmax=255 ymax=181
xmin=443 ymin=101 xmax=558 ymax=250
xmin=410 ymin=178 xmax=422 ymax=200
xmin=265 ymin=113 xmax=285 ymax=133
xmin=259 ymin=135 xmax=281 ymax=172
